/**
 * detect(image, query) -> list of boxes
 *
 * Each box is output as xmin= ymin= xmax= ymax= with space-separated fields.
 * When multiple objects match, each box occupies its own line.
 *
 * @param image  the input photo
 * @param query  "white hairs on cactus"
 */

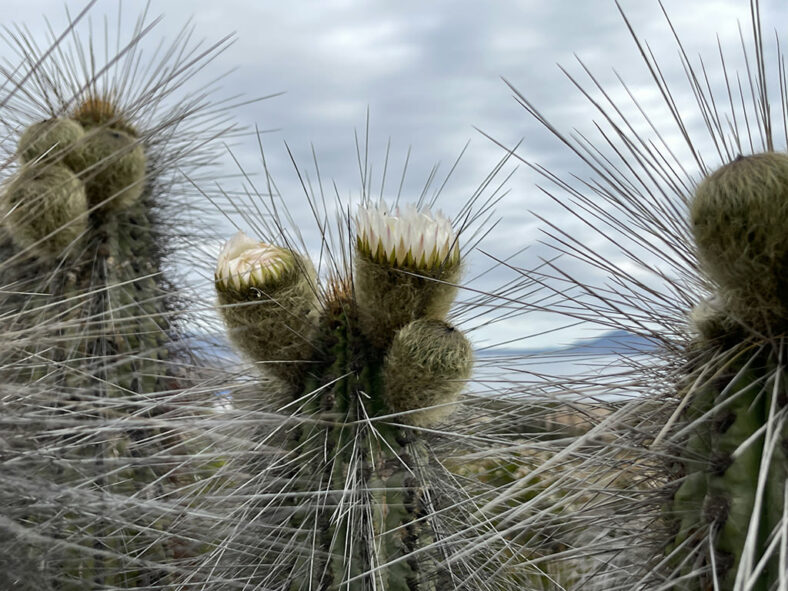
xmin=215 ymin=230 xmax=294 ymax=291
xmin=356 ymin=201 xmax=459 ymax=267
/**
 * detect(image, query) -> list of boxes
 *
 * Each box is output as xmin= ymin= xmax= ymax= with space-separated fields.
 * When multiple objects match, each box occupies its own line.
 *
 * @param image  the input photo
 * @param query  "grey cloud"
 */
xmin=7 ymin=0 xmax=787 ymax=348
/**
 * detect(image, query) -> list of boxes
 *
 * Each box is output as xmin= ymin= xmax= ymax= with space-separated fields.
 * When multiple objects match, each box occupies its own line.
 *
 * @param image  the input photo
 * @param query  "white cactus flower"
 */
xmin=355 ymin=201 xmax=459 ymax=268
xmin=215 ymin=230 xmax=293 ymax=292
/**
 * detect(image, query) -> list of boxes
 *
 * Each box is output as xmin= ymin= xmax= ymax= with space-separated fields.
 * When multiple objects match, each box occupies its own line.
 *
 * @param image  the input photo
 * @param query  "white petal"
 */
xmin=355 ymin=201 xmax=458 ymax=268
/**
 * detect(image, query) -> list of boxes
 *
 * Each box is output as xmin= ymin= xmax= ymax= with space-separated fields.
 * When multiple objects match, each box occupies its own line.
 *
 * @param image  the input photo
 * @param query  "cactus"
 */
xmin=493 ymin=0 xmax=788 ymax=589
xmin=0 ymin=8 xmax=567 ymax=590
xmin=211 ymin=204 xmax=479 ymax=589
xmin=194 ymin=151 xmax=550 ymax=589
xmin=0 ymin=8 xmax=239 ymax=589
xmin=659 ymin=153 xmax=788 ymax=589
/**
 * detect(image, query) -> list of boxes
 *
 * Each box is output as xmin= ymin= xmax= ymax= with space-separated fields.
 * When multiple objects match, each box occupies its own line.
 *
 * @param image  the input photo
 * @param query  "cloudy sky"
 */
xmin=5 ymin=0 xmax=787 ymax=349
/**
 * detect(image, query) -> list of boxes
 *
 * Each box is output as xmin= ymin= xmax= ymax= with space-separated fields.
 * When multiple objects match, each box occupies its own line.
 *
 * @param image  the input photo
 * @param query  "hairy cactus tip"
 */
xmin=354 ymin=201 xmax=462 ymax=349
xmin=690 ymin=152 xmax=788 ymax=333
xmin=17 ymin=118 xmax=85 ymax=164
xmin=65 ymin=96 xmax=146 ymax=211
xmin=1 ymin=163 xmax=88 ymax=258
xmin=2 ymin=95 xmax=149 ymax=260
xmin=215 ymin=230 xmax=318 ymax=385
xmin=3 ymin=117 xmax=90 ymax=259
xmin=383 ymin=317 xmax=473 ymax=426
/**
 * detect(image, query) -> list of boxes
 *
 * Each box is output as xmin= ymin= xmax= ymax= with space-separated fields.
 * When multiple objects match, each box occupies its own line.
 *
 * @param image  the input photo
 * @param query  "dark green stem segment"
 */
xmin=278 ymin=308 xmax=441 ymax=591
xmin=666 ymin=342 xmax=788 ymax=590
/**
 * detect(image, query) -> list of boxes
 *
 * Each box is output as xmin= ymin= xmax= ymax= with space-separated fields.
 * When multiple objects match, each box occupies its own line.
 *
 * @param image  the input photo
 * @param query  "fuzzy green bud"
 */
xmin=691 ymin=152 xmax=788 ymax=331
xmin=66 ymin=127 xmax=146 ymax=210
xmin=17 ymin=118 xmax=85 ymax=164
xmin=1 ymin=163 xmax=88 ymax=258
xmin=354 ymin=202 xmax=461 ymax=349
xmin=215 ymin=231 xmax=319 ymax=386
xmin=382 ymin=318 xmax=473 ymax=426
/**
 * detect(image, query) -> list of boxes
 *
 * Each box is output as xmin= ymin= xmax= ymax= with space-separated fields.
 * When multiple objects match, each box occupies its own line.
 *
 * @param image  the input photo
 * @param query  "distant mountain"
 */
xmin=561 ymin=330 xmax=658 ymax=355
xmin=475 ymin=329 xmax=657 ymax=358
xmin=188 ymin=329 xmax=657 ymax=362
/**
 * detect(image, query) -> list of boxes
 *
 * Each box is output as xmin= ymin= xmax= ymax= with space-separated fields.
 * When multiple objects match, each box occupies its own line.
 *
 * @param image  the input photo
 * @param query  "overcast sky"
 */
xmin=4 ymin=0 xmax=787 ymax=349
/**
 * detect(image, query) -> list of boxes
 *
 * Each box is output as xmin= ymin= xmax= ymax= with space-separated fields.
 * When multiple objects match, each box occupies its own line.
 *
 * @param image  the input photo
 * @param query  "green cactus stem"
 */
xmin=663 ymin=152 xmax=788 ymax=590
xmin=0 ymin=96 xmax=180 ymax=589
xmin=0 ymin=21 xmax=238 ymax=581
xmin=213 ymin=203 xmax=487 ymax=589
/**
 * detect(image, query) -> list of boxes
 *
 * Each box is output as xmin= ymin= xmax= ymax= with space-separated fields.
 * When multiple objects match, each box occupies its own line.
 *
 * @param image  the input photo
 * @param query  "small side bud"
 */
xmin=689 ymin=296 xmax=743 ymax=345
xmin=1 ymin=164 xmax=88 ymax=259
xmin=382 ymin=318 xmax=473 ymax=426
xmin=354 ymin=202 xmax=461 ymax=349
xmin=66 ymin=127 xmax=146 ymax=211
xmin=690 ymin=152 xmax=788 ymax=330
xmin=17 ymin=118 xmax=85 ymax=164
xmin=215 ymin=231 xmax=319 ymax=387
xmin=71 ymin=95 xmax=138 ymax=137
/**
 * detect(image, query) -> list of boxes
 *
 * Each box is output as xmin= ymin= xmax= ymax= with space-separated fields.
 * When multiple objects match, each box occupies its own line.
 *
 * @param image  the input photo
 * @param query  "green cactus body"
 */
xmin=666 ymin=344 xmax=788 ymax=590
xmin=0 ymin=104 xmax=197 ymax=588
xmin=214 ymin=206 xmax=478 ymax=589
xmin=662 ymin=152 xmax=788 ymax=590
xmin=282 ymin=306 xmax=439 ymax=590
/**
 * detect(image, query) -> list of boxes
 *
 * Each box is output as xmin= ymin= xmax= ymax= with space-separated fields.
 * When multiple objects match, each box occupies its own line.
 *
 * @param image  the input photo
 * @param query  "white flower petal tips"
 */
xmin=355 ymin=202 xmax=459 ymax=268
xmin=215 ymin=230 xmax=293 ymax=292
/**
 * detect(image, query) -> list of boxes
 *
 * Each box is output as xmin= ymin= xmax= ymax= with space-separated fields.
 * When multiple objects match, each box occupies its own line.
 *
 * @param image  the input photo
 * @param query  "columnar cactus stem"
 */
xmin=663 ymin=152 xmax=788 ymax=589
xmin=0 ymin=14 xmax=239 ymax=587
xmin=0 ymin=98 xmax=178 ymax=589
xmin=214 ymin=203 xmax=475 ymax=589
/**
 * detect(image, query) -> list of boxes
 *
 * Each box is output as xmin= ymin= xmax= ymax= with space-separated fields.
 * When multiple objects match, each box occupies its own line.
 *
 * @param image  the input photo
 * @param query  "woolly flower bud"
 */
xmin=382 ymin=318 xmax=473 ymax=426
xmin=356 ymin=201 xmax=459 ymax=269
xmin=354 ymin=202 xmax=462 ymax=350
xmin=17 ymin=118 xmax=85 ymax=164
xmin=215 ymin=231 xmax=294 ymax=293
xmin=691 ymin=152 xmax=788 ymax=330
xmin=215 ymin=231 xmax=319 ymax=388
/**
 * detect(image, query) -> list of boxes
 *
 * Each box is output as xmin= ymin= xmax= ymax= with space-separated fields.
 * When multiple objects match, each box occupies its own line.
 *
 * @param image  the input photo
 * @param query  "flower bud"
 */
xmin=691 ymin=152 xmax=788 ymax=331
xmin=2 ymin=163 xmax=88 ymax=259
xmin=215 ymin=231 xmax=319 ymax=388
xmin=17 ymin=118 xmax=85 ymax=164
xmin=382 ymin=319 xmax=473 ymax=426
xmin=66 ymin=127 xmax=146 ymax=211
xmin=354 ymin=202 xmax=461 ymax=349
